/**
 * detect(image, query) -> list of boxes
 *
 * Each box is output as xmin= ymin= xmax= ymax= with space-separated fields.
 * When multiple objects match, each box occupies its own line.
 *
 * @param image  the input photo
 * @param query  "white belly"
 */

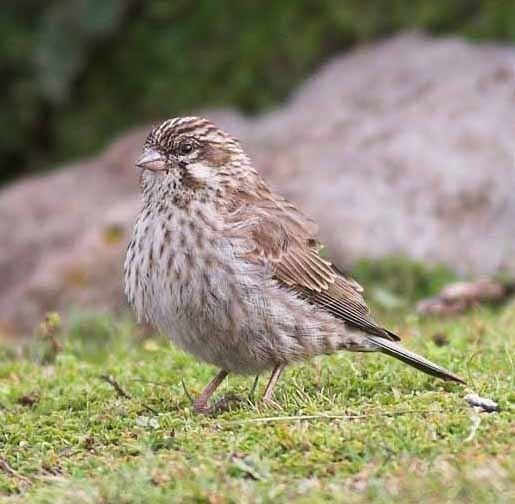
xmin=124 ymin=205 xmax=277 ymax=372
xmin=125 ymin=204 xmax=349 ymax=374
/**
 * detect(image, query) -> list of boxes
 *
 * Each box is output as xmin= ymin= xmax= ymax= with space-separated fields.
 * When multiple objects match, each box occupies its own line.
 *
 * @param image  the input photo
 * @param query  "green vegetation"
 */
xmin=352 ymin=256 xmax=458 ymax=307
xmin=0 ymin=263 xmax=513 ymax=502
xmin=3 ymin=0 xmax=515 ymax=184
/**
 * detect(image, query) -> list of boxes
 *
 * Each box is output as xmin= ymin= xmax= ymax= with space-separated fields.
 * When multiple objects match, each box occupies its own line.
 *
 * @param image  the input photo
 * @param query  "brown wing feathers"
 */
xmin=229 ymin=187 xmax=399 ymax=342
xmin=276 ymin=248 xmax=335 ymax=292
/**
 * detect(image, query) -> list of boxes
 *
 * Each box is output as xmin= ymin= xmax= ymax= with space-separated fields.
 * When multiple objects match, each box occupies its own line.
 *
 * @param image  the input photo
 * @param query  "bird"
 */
xmin=124 ymin=116 xmax=464 ymax=414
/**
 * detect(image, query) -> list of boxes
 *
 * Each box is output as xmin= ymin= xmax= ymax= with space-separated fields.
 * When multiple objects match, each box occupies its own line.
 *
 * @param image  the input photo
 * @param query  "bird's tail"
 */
xmin=367 ymin=336 xmax=465 ymax=384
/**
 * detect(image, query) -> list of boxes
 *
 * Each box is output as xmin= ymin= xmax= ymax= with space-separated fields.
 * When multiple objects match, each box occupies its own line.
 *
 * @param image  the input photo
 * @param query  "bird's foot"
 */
xmin=260 ymin=396 xmax=283 ymax=410
xmin=193 ymin=393 xmax=243 ymax=416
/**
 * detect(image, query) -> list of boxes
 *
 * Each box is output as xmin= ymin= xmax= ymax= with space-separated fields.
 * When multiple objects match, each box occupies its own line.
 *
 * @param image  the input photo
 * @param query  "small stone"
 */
xmin=464 ymin=393 xmax=499 ymax=413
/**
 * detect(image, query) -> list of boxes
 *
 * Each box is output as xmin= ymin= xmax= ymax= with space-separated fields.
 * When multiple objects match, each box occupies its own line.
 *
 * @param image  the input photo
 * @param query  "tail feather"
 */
xmin=367 ymin=336 xmax=465 ymax=384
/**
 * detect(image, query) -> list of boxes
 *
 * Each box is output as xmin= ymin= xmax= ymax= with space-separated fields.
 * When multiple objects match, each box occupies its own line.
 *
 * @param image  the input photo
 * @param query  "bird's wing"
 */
xmin=224 ymin=185 xmax=399 ymax=341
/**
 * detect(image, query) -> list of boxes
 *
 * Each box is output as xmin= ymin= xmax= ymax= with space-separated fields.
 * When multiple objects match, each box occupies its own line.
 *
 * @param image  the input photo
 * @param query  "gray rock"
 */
xmin=1 ymin=33 xmax=515 ymax=338
xmin=464 ymin=393 xmax=500 ymax=413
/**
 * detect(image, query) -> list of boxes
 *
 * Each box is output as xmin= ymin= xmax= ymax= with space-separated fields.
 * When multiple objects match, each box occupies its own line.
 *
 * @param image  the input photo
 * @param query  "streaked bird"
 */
xmin=124 ymin=116 xmax=464 ymax=414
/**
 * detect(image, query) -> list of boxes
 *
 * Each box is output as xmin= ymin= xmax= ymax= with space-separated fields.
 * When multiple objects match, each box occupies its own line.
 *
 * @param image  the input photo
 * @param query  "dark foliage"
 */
xmin=2 ymin=0 xmax=515 ymax=184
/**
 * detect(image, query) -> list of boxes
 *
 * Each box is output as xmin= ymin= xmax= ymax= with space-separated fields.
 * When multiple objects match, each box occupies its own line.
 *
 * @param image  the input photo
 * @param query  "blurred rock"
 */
xmin=1 ymin=33 xmax=515 ymax=337
xmin=416 ymin=279 xmax=512 ymax=316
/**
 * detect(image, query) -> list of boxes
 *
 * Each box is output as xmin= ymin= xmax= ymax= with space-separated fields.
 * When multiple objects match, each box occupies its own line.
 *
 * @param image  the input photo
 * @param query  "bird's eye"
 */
xmin=179 ymin=141 xmax=194 ymax=155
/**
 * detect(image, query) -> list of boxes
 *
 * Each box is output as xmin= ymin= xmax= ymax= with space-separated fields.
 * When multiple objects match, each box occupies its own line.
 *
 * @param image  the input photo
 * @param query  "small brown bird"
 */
xmin=124 ymin=117 xmax=464 ymax=414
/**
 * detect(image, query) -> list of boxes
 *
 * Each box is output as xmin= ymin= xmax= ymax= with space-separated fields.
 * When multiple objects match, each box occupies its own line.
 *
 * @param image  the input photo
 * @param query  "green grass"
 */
xmin=0 ymin=304 xmax=514 ymax=502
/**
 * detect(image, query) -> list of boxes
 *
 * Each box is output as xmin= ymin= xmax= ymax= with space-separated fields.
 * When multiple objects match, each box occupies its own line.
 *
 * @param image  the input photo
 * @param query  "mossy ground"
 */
xmin=0 ymin=288 xmax=514 ymax=502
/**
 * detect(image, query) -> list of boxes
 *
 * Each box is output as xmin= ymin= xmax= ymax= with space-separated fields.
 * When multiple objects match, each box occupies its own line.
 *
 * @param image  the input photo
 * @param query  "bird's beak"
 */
xmin=135 ymin=148 xmax=167 ymax=172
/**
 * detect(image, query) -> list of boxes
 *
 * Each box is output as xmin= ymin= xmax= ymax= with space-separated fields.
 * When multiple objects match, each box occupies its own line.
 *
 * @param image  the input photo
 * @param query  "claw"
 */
xmin=194 ymin=394 xmax=243 ymax=416
xmin=260 ymin=397 xmax=282 ymax=410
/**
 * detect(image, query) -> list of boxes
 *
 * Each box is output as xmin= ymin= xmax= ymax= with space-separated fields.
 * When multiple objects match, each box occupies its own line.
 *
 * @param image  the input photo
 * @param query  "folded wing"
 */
xmin=224 ymin=183 xmax=399 ymax=342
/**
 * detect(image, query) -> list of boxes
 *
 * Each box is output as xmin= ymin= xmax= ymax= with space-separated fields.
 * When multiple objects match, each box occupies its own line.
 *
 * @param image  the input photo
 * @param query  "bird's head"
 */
xmin=136 ymin=117 xmax=252 ymax=205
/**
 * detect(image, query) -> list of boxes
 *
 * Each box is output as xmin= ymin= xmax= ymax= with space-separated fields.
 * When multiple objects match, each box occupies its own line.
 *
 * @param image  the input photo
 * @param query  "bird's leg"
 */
xmin=193 ymin=369 xmax=228 ymax=415
xmin=262 ymin=364 xmax=285 ymax=406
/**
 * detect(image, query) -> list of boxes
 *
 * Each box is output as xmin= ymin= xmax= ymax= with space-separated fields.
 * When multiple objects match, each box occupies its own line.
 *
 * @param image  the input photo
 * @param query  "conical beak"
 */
xmin=135 ymin=148 xmax=167 ymax=171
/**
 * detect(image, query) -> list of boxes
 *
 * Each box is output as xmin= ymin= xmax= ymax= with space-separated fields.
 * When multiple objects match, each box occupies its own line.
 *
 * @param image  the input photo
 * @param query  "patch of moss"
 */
xmin=351 ymin=256 xmax=457 ymax=304
xmin=0 ymin=305 xmax=513 ymax=501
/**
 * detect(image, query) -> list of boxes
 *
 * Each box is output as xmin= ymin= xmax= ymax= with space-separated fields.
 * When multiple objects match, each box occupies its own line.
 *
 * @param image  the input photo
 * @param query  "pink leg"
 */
xmin=193 ymin=369 xmax=228 ymax=414
xmin=262 ymin=365 xmax=285 ymax=404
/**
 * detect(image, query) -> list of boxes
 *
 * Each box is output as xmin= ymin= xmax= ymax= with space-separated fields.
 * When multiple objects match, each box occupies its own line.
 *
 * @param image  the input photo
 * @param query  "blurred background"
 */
xmin=3 ymin=0 xmax=515 ymax=183
xmin=2 ymin=4 xmax=515 ymax=499
xmin=1 ymin=0 xmax=515 ymax=337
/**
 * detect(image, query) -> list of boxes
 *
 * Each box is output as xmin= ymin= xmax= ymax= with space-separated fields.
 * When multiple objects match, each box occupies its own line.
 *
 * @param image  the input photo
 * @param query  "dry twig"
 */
xmin=0 ymin=457 xmax=31 ymax=484
xmin=99 ymin=374 xmax=131 ymax=399
xmin=226 ymin=409 xmax=449 ymax=425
